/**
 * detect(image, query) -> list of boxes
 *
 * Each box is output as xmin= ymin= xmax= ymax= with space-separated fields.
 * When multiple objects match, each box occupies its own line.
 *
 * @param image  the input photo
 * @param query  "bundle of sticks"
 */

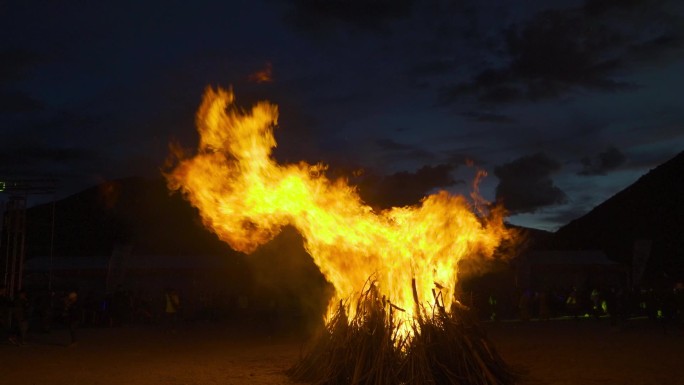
xmin=288 ymin=280 xmax=518 ymax=385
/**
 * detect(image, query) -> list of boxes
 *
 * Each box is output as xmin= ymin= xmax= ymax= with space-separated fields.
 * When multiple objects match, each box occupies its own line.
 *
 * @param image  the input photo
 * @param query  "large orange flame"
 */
xmin=166 ymin=87 xmax=512 ymax=334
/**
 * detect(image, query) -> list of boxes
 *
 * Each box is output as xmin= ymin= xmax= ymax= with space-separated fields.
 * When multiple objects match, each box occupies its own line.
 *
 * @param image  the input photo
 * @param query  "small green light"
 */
xmin=0 ymin=181 xmax=5 ymax=192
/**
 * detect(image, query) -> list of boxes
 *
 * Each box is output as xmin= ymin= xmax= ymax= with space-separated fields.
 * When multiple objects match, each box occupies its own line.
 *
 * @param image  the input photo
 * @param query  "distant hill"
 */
xmin=552 ymin=151 xmax=684 ymax=284
xmin=22 ymin=177 xmax=239 ymax=258
xmin=509 ymin=224 xmax=554 ymax=251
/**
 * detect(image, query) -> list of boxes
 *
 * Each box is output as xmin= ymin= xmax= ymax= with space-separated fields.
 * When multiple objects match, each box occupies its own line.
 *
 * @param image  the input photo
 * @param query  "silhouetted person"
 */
xmin=643 ymin=288 xmax=658 ymax=321
xmin=0 ymin=287 xmax=12 ymax=343
xmin=35 ymin=290 xmax=55 ymax=333
xmin=566 ymin=287 xmax=579 ymax=320
xmin=164 ymin=288 xmax=181 ymax=333
xmin=488 ymin=294 xmax=499 ymax=321
xmin=604 ymin=287 xmax=619 ymax=327
xmin=9 ymin=290 xmax=30 ymax=345
xmin=674 ymin=282 xmax=684 ymax=329
xmin=111 ymin=285 xmax=128 ymax=327
xmin=134 ymin=290 xmax=154 ymax=325
xmin=590 ymin=288 xmax=602 ymax=319
xmin=661 ymin=286 xmax=677 ymax=334
xmin=538 ymin=290 xmax=550 ymax=321
xmin=64 ymin=290 xmax=81 ymax=347
xmin=82 ymin=290 xmax=99 ymax=327
xmin=518 ymin=289 xmax=531 ymax=321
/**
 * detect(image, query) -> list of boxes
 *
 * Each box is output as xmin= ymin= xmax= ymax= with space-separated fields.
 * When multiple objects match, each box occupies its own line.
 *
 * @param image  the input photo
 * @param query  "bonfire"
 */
xmin=288 ymin=277 xmax=517 ymax=385
xmin=166 ymin=87 xmax=518 ymax=385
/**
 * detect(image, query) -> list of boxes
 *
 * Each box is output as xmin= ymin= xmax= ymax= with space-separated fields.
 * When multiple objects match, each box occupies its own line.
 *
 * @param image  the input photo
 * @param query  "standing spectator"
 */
xmin=604 ymin=287 xmax=619 ymax=326
xmin=64 ymin=290 xmax=81 ymax=347
xmin=82 ymin=291 xmax=98 ymax=327
xmin=566 ymin=287 xmax=579 ymax=320
xmin=488 ymin=294 xmax=499 ymax=321
xmin=674 ymin=282 xmax=684 ymax=329
xmin=538 ymin=290 xmax=551 ymax=321
xmin=1 ymin=287 xmax=12 ymax=343
xmin=518 ymin=289 xmax=531 ymax=321
xmin=134 ymin=290 xmax=154 ymax=325
xmin=9 ymin=290 xmax=30 ymax=345
xmin=35 ymin=290 xmax=55 ymax=333
xmin=164 ymin=288 xmax=181 ymax=333
xmin=590 ymin=288 xmax=602 ymax=319
xmin=111 ymin=285 xmax=128 ymax=327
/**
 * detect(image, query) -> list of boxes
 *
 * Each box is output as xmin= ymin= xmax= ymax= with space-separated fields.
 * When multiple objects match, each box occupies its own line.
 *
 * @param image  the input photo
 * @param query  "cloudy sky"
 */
xmin=2 ymin=0 xmax=683 ymax=231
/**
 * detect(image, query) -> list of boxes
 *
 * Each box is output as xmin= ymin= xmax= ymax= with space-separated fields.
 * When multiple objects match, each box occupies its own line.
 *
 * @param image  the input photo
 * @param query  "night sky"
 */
xmin=2 ymin=0 xmax=683 ymax=231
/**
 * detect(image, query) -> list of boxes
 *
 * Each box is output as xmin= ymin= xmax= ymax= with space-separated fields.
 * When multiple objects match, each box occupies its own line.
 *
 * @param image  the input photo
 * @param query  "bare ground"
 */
xmin=1 ymin=318 xmax=683 ymax=385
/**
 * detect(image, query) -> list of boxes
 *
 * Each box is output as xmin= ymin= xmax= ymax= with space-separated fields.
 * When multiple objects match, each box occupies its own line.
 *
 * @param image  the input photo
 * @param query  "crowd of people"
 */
xmin=1 ymin=284 xmax=323 ymax=347
xmin=3 ymin=280 xmax=683 ymax=347
xmin=475 ymin=282 xmax=684 ymax=329
xmin=1 ymin=286 xmax=82 ymax=346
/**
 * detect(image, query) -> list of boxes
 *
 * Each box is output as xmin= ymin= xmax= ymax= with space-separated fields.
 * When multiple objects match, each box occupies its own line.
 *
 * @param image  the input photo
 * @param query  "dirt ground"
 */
xmin=2 ymin=317 xmax=683 ymax=385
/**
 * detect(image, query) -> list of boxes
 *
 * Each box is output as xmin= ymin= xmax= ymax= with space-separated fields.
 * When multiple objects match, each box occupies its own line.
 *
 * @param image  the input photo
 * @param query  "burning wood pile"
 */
xmin=288 ymin=280 xmax=518 ymax=385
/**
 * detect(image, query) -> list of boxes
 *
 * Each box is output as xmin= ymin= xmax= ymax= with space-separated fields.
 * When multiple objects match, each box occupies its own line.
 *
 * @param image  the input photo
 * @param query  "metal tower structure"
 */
xmin=0 ymin=179 xmax=57 ymax=298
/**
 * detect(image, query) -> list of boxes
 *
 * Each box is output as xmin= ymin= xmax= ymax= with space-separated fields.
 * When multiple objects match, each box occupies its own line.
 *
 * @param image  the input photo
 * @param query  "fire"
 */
xmin=248 ymin=62 xmax=273 ymax=83
xmin=166 ymin=87 xmax=512 ymax=335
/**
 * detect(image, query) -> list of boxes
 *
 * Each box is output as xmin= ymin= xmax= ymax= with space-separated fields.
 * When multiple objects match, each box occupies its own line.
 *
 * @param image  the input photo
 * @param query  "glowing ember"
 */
xmin=166 ymin=87 xmax=513 ymax=336
xmin=248 ymin=62 xmax=273 ymax=83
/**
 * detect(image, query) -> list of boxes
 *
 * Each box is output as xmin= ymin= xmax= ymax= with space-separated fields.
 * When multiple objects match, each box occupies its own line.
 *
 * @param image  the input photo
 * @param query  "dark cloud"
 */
xmin=0 ymin=144 xmax=103 ymax=178
xmin=619 ymin=146 xmax=682 ymax=171
xmin=374 ymin=138 xmax=436 ymax=163
xmin=461 ymin=111 xmax=515 ymax=124
xmin=284 ymin=0 xmax=414 ymax=31
xmin=440 ymin=80 xmax=523 ymax=105
xmin=356 ymin=164 xmax=462 ymax=208
xmin=626 ymin=33 xmax=683 ymax=64
xmin=0 ymin=49 xmax=43 ymax=85
xmin=443 ymin=151 xmax=486 ymax=168
xmin=0 ymin=146 xmax=97 ymax=165
xmin=0 ymin=90 xmax=43 ymax=113
xmin=375 ymin=138 xmax=415 ymax=151
xmin=579 ymin=146 xmax=627 ymax=175
xmin=0 ymin=108 xmax=129 ymax=182
xmin=10 ymin=111 xmax=108 ymax=143
xmin=0 ymin=49 xmax=45 ymax=112
xmin=408 ymin=59 xmax=457 ymax=77
xmin=494 ymin=152 xmax=568 ymax=213
xmin=440 ymin=3 xmax=681 ymax=106
xmin=582 ymin=0 xmax=652 ymax=16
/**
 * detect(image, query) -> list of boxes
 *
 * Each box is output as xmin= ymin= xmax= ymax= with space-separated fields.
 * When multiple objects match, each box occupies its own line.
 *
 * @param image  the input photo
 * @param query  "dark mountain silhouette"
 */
xmin=552 ymin=151 xmax=684 ymax=284
xmin=509 ymin=224 xmax=553 ymax=251
xmin=21 ymin=177 xmax=239 ymax=258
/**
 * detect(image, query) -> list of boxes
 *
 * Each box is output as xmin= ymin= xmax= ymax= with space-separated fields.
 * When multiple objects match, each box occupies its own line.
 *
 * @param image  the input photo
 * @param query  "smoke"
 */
xmin=247 ymin=226 xmax=334 ymax=333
